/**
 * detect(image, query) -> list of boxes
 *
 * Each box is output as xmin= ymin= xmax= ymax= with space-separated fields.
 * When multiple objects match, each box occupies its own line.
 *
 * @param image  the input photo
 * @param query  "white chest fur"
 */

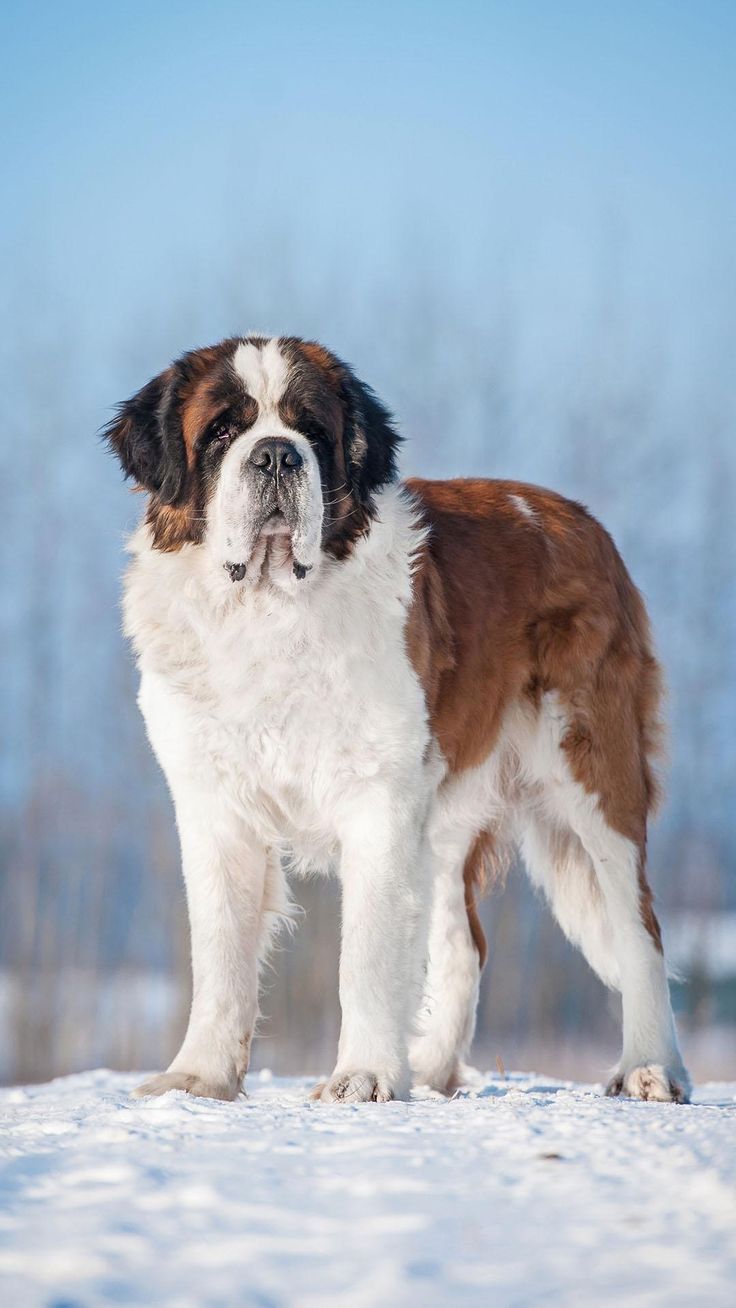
xmin=123 ymin=488 xmax=431 ymax=868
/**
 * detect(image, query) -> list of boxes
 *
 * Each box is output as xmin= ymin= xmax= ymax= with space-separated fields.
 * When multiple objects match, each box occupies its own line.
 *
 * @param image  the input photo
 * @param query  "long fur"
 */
xmin=108 ymin=335 xmax=690 ymax=1105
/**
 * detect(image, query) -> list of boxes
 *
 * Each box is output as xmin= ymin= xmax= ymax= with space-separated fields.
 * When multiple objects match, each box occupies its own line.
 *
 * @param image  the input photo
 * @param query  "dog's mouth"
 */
xmin=259 ymin=509 xmax=290 ymax=537
xmin=224 ymin=509 xmax=312 ymax=584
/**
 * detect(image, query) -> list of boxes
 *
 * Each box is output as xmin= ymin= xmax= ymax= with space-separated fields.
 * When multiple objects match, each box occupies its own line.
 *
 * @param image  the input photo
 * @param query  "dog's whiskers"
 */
xmin=322 ymin=484 xmax=350 ymax=505
xmin=323 ymin=490 xmax=354 ymax=510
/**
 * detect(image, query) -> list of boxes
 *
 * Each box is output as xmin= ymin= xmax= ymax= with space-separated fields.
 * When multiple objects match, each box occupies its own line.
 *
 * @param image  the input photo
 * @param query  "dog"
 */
xmin=106 ymin=334 xmax=690 ymax=1104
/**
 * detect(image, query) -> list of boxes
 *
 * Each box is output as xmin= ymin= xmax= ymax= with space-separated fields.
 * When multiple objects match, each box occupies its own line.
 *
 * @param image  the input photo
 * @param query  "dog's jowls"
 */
xmin=106 ymin=334 xmax=690 ymax=1105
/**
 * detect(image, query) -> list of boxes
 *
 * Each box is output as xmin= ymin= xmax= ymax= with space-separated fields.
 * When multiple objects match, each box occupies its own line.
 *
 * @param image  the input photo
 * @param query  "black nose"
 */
xmin=249 ymin=438 xmax=303 ymax=476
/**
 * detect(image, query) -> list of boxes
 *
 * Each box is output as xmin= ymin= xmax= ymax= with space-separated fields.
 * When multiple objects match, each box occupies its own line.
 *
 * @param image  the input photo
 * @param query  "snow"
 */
xmin=1 ymin=1071 xmax=734 ymax=1307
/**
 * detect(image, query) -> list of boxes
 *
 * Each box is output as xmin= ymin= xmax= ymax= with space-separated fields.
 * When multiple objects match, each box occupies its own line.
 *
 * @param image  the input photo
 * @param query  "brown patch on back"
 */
xmin=406 ymin=479 xmax=548 ymax=774
xmin=405 ymin=477 xmax=666 ymax=949
xmin=404 ymin=541 xmax=455 ymax=712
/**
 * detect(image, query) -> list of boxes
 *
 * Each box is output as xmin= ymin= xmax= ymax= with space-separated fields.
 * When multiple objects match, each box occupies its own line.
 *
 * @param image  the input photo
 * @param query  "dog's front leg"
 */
xmin=318 ymin=790 xmax=426 ymax=1104
xmin=133 ymin=786 xmax=267 ymax=1102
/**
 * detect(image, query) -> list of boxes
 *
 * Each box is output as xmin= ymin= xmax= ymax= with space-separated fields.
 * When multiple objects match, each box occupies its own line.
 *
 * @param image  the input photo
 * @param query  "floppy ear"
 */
xmin=341 ymin=371 xmax=402 ymax=509
xmin=103 ymin=365 xmax=187 ymax=505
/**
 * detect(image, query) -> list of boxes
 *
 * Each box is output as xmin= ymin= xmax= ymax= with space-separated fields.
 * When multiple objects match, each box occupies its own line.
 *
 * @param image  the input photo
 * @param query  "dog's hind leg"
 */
xmin=518 ymin=686 xmax=690 ymax=1103
xmin=518 ymin=811 xmax=621 ymax=989
xmin=520 ymin=804 xmax=689 ymax=1101
xmin=571 ymin=809 xmax=689 ymax=1103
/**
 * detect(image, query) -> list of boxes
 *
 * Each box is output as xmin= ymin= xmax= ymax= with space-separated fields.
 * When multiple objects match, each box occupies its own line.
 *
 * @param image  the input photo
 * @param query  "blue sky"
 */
xmin=1 ymin=2 xmax=735 ymax=882
xmin=1 ymin=0 xmax=734 ymax=376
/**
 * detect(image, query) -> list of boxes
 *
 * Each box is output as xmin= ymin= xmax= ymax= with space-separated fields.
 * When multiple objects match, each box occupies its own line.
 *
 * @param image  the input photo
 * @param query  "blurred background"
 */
xmin=1 ymin=1 xmax=734 ymax=1086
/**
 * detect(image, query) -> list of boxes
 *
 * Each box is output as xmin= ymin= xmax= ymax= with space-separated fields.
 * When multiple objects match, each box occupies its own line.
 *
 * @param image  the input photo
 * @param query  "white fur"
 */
xmin=124 ymin=341 xmax=688 ymax=1104
xmin=509 ymin=492 xmax=537 ymax=521
xmin=511 ymin=693 xmax=687 ymax=1096
xmin=409 ymin=694 xmax=689 ymax=1100
xmin=409 ymin=836 xmax=481 ymax=1092
xmin=232 ymin=338 xmax=289 ymax=409
xmin=409 ymin=718 xmax=519 ymax=1090
xmin=210 ymin=425 xmax=324 ymax=584
xmin=125 ymin=483 xmax=436 ymax=1101
xmin=213 ymin=340 xmax=323 ymax=581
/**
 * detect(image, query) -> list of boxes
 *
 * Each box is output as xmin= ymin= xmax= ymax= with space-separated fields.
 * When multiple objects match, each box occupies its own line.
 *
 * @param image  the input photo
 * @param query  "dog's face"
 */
xmin=106 ymin=336 xmax=400 ymax=585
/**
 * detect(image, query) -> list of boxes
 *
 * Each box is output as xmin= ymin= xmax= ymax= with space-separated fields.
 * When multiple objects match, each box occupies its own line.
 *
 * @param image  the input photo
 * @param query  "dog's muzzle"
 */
xmin=223 ymin=436 xmax=315 ymax=583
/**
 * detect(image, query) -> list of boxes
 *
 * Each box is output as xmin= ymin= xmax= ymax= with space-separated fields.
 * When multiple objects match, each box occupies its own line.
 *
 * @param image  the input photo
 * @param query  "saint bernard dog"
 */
xmin=106 ymin=334 xmax=690 ymax=1105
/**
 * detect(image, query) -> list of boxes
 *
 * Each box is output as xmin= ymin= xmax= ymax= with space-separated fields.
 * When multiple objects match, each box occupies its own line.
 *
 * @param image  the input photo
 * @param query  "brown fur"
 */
xmin=108 ymin=344 xmax=666 ymax=956
xmin=146 ymin=363 xmax=262 ymax=552
xmin=145 ymin=500 xmax=201 ymax=552
xmin=462 ymin=831 xmax=492 ymax=969
xmin=142 ymin=337 xmax=385 ymax=561
xmin=405 ymin=477 xmax=665 ymax=951
xmin=280 ymin=338 xmax=383 ymax=558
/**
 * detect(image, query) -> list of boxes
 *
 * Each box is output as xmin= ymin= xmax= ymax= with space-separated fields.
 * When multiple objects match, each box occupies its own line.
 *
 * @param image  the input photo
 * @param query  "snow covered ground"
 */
xmin=1 ymin=1071 xmax=734 ymax=1307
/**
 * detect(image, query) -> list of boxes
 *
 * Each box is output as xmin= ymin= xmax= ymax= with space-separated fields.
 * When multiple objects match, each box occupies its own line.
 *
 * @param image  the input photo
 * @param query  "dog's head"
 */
xmin=105 ymin=336 xmax=401 ymax=585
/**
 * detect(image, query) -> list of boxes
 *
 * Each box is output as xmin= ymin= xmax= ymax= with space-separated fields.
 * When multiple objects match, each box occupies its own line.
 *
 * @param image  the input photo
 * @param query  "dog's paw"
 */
xmin=605 ymin=1063 xmax=691 ymax=1104
xmin=132 ymin=1071 xmax=240 ymax=1102
xmin=316 ymin=1070 xmax=394 ymax=1104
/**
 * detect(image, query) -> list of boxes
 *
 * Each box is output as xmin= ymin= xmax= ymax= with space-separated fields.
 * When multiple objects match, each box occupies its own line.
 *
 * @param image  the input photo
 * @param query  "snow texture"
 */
xmin=1 ymin=1070 xmax=734 ymax=1307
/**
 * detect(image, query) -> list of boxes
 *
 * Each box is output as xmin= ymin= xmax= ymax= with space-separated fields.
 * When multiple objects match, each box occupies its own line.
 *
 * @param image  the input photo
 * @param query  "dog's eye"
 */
xmin=301 ymin=416 xmax=327 ymax=443
xmin=207 ymin=418 xmax=234 ymax=443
